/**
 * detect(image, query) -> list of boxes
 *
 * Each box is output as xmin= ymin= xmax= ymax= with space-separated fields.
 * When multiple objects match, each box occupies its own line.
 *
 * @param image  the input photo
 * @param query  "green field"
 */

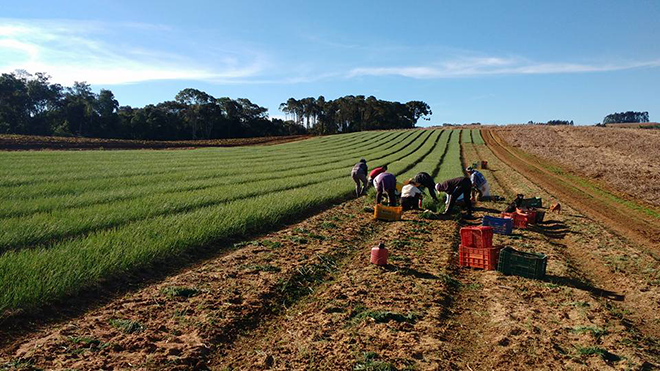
xmin=0 ymin=129 xmax=465 ymax=313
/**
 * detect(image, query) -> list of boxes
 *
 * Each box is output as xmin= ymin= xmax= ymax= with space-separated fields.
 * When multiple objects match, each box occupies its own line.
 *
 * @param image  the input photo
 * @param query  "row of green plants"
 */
xmin=0 ymin=131 xmax=430 ymax=250
xmin=0 ymin=129 xmax=458 ymax=312
xmin=0 ymin=130 xmax=390 ymax=186
xmin=0 ymin=132 xmax=418 ymax=209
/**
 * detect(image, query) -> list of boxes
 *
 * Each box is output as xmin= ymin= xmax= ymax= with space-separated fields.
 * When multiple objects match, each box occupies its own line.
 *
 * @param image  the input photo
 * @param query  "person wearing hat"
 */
xmin=466 ymin=167 xmax=490 ymax=201
xmin=351 ymin=158 xmax=369 ymax=197
xmin=410 ymin=172 xmax=440 ymax=202
xmin=435 ymin=176 xmax=473 ymax=217
xmin=400 ymin=180 xmax=423 ymax=211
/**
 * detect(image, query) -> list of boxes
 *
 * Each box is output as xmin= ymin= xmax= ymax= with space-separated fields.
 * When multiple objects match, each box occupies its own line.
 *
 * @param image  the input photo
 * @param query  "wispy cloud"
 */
xmin=348 ymin=56 xmax=660 ymax=79
xmin=0 ymin=19 xmax=266 ymax=85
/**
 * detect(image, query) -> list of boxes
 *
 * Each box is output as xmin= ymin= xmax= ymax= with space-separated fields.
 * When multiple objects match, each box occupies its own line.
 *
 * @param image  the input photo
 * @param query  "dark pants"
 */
xmin=377 ymin=187 xmax=398 ymax=206
xmin=446 ymin=178 xmax=472 ymax=215
xmin=401 ymin=196 xmax=420 ymax=211
xmin=352 ymin=171 xmax=368 ymax=197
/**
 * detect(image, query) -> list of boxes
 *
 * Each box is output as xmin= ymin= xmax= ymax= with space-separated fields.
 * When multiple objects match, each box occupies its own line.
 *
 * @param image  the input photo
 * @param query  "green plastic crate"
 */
xmin=497 ymin=246 xmax=547 ymax=279
xmin=521 ymin=197 xmax=542 ymax=208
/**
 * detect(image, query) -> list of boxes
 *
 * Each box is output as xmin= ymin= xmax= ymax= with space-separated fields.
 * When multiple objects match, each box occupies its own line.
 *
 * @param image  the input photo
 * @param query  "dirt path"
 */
xmin=484 ymin=129 xmax=660 ymax=249
xmin=484 ymin=130 xmax=660 ymax=336
xmin=0 ymin=198 xmax=387 ymax=370
xmin=212 ymin=210 xmax=459 ymax=370
xmin=438 ymin=137 xmax=659 ymax=370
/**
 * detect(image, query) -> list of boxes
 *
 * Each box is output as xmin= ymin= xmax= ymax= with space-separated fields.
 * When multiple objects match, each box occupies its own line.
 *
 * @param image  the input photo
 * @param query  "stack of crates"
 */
xmin=482 ymin=215 xmax=513 ymax=235
xmin=458 ymin=226 xmax=501 ymax=270
xmin=497 ymin=246 xmax=547 ymax=279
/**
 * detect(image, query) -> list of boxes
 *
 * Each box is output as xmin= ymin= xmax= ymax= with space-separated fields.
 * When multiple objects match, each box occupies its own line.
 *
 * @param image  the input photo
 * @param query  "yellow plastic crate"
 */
xmin=374 ymin=204 xmax=403 ymax=221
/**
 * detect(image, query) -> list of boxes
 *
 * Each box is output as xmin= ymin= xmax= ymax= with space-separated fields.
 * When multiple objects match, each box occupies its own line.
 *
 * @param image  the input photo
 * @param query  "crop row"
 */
xmin=0 ymin=129 xmax=449 ymax=312
xmin=472 ymin=128 xmax=485 ymax=145
xmin=0 ymin=133 xmax=396 ymax=187
xmin=0 ymin=130 xmax=432 ymax=251
xmin=1 ymin=131 xmax=416 ymax=201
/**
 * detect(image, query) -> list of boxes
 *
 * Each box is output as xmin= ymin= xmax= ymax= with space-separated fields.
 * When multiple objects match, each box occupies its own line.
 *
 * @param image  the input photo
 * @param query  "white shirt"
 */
xmin=401 ymin=184 xmax=422 ymax=198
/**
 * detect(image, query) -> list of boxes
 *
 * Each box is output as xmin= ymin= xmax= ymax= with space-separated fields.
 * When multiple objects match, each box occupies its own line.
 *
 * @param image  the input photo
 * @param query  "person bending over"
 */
xmin=466 ymin=167 xmax=490 ymax=201
xmin=374 ymin=171 xmax=398 ymax=206
xmin=400 ymin=181 xmax=422 ymax=211
xmin=351 ymin=158 xmax=368 ymax=197
xmin=368 ymin=164 xmax=388 ymax=187
xmin=435 ymin=177 xmax=472 ymax=217
xmin=411 ymin=172 xmax=439 ymax=202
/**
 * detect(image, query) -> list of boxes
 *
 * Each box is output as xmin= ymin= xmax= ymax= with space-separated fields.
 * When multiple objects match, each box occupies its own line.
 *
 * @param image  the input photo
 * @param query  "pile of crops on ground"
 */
xmin=0 ymin=129 xmax=453 ymax=314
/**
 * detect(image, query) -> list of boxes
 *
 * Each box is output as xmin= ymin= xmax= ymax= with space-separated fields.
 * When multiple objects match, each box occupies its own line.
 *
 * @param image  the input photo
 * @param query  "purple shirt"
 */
xmin=374 ymin=172 xmax=396 ymax=192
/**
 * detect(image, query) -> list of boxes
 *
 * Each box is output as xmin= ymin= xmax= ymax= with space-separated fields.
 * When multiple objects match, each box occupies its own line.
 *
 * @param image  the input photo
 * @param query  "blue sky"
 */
xmin=1 ymin=0 xmax=659 ymax=125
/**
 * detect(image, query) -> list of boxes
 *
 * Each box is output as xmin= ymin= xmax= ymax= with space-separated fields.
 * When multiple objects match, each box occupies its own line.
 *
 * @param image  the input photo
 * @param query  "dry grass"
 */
xmin=497 ymin=125 xmax=660 ymax=206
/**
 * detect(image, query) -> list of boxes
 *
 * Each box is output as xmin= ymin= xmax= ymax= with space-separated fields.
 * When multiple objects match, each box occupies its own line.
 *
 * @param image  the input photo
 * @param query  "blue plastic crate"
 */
xmin=482 ymin=215 xmax=513 ymax=235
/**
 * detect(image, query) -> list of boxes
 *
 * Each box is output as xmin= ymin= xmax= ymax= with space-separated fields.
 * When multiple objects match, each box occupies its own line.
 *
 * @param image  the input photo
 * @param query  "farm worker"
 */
xmin=410 ymin=172 xmax=439 ymax=202
xmin=435 ymin=177 xmax=473 ymax=217
xmin=400 ymin=181 xmax=423 ymax=211
xmin=351 ymin=158 xmax=369 ymax=197
xmin=374 ymin=171 xmax=398 ymax=206
xmin=466 ymin=167 xmax=490 ymax=200
xmin=369 ymin=164 xmax=388 ymax=187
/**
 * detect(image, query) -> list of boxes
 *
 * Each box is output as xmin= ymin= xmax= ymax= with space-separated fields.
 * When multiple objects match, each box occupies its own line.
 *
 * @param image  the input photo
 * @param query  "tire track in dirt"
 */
xmin=439 ymin=135 xmax=659 ymax=370
xmin=484 ymin=129 xmax=660 ymax=250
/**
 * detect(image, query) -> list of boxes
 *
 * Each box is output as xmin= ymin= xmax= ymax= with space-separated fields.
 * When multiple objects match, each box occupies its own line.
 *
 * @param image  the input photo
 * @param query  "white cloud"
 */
xmin=348 ymin=56 xmax=660 ymax=79
xmin=0 ymin=19 xmax=266 ymax=85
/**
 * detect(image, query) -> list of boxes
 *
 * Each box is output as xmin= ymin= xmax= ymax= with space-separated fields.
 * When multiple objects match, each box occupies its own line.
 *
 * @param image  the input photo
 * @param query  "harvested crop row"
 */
xmin=445 ymin=132 xmax=660 ymax=369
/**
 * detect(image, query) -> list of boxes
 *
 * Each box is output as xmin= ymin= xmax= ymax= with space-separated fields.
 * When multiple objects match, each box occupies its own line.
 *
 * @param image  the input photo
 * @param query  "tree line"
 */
xmin=602 ymin=111 xmax=649 ymax=124
xmin=0 ymin=70 xmax=432 ymax=140
xmin=279 ymin=96 xmax=431 ymax=134
xmin=527 ymin=120 xmax=574 ymax=126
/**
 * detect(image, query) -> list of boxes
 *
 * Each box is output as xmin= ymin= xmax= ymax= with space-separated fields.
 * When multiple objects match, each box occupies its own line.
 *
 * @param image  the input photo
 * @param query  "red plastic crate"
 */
xmin=460 ymin=226 xmax=493 ymax=249
xmin=501 ymin=212 xmax=528 ymax=229
xmin=459 ymin=245 xmax=503 ymax=270
xmin=517 ymin=208 xmax=537 ymax=224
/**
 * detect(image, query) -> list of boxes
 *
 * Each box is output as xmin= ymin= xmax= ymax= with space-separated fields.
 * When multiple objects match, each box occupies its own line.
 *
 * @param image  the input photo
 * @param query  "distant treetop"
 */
xmin=603 ymin=111 xmax=650 ymax=124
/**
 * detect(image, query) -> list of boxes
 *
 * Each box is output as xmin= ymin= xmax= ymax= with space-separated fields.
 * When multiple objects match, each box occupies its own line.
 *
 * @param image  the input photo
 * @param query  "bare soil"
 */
xmin=496 ymin=125 xmax=660 ymax=207
xmin=447 ymin=138 xmax=660 ymax=370
xmin=0 ymin=134 xmax=310 ymax=151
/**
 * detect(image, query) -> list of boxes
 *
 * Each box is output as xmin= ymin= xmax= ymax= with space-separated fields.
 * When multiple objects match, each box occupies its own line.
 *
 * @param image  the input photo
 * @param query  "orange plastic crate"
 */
xmin=460 ymin=226 xmax=493 ymax=249
xmin=459 ymin=245 xmax=503 ymax=270
xmin=374 ymin=204 xmax=403 ymax=221
xmin=501 ymin=212 xmax=528 ymax=229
